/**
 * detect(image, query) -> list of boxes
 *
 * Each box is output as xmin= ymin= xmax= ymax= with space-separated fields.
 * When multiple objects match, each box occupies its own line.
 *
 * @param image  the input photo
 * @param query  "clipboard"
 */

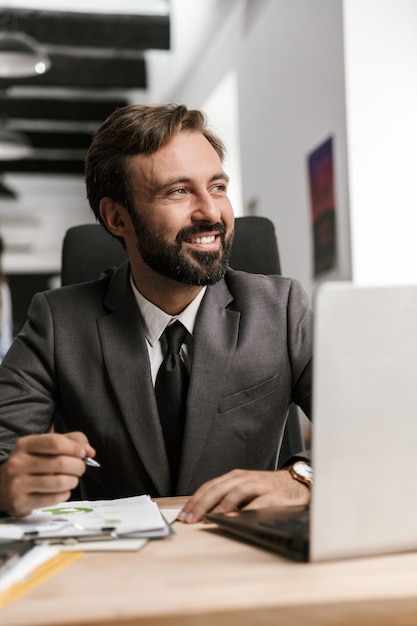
xmin=0 ymin=495 xmax=171 ymax=543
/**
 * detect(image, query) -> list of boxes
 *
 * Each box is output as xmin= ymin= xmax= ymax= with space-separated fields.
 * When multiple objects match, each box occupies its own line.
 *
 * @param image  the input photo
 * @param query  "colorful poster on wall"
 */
xmin=307 ymin=137 xmax=337 ymax=276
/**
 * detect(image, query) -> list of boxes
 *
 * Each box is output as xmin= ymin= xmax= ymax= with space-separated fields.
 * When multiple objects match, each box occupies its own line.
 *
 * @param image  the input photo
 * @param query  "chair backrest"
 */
xmin=61 ymin=223 xmax=128 ymax=287
xmin=61 ymin=216 xmax=304 ymax=464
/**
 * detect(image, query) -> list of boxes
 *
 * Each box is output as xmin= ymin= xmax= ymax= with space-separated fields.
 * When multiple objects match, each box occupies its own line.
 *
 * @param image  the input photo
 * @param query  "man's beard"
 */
xmin=129 ymin=211 xmax=234 ymax=286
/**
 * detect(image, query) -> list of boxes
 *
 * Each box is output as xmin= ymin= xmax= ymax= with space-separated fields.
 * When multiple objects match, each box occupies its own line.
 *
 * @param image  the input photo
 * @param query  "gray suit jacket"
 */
xmin=0 ymin=264 xmax=312 ymax=498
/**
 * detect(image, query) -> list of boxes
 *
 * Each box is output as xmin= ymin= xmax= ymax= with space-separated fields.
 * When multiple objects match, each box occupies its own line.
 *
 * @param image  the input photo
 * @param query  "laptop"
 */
xmin=207 ymin=282 xmax=417 ymax=562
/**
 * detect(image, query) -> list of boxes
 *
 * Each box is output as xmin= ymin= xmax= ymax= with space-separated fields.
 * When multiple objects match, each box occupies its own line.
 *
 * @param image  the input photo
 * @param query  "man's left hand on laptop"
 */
xmin=177 ymin=468 xmax=310 ymax=523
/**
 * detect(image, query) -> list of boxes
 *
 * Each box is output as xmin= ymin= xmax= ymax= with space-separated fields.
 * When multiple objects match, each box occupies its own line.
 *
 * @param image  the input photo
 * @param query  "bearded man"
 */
xmin=0 ymin=104 xmax=312 ymax=521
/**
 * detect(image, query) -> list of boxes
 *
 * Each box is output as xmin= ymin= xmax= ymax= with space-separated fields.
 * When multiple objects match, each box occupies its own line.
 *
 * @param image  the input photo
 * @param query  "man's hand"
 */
xmin=0 ymin=432 xmax=96 ymax=517
xmin=177 ymin=468 xmax=310 ymax=523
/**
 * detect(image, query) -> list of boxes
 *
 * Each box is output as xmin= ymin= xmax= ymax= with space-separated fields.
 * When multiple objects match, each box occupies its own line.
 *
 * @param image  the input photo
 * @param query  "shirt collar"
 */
xmin=130 ymin=275 xmax=206 ymax=347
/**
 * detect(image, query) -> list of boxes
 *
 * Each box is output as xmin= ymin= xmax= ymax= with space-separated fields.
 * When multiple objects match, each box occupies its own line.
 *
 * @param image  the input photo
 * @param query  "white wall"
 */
xmin=237 ymin=0 xmax=351 ymax=296
xmin=201 ymin=70 xmax=243 ymax=217
xmin=343 ymin=0 xmax=417 ymax=285
xmin=165 ymin=0 xmax=246 ymax=108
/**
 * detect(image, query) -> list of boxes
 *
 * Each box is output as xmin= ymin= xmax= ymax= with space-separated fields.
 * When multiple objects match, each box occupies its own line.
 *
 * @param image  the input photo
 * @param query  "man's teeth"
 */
xmin=189 ymin=235 xmax=216 ymax=244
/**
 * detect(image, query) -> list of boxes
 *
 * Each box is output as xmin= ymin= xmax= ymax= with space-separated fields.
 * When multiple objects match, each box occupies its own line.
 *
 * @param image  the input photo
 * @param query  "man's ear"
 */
xmin=99 ymin=198 xmax=131 ymax=239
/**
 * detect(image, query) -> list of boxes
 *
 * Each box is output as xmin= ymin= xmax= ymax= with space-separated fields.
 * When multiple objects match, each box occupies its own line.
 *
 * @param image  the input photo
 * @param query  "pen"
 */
xmin=84 ymin=457 xmax=101 ymax=468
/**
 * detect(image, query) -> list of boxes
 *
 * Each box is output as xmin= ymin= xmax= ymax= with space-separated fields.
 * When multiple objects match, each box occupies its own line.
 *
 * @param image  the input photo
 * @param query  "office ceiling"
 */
xmin=0 ymin=3 xmax=171 ymax=176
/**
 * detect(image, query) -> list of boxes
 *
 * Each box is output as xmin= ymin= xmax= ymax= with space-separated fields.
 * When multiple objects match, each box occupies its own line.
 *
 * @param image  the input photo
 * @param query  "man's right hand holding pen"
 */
xmin=0 ymin=431 xmax=97 ymax=517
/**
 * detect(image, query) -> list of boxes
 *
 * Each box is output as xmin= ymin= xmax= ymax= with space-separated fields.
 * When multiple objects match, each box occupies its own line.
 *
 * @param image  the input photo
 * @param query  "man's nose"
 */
xmin=191 ymin=191 xmax=222 ymax=223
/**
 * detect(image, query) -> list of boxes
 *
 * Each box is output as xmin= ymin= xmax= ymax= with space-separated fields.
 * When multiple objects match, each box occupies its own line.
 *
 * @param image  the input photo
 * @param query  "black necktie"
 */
xmin=155 ymin=321 xmax=189 ymax=491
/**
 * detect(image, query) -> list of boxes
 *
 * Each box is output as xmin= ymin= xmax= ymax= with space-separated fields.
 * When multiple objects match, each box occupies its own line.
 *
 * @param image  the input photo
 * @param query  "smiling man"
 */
xmin=0 ymin=104 xmax=313 ymax=521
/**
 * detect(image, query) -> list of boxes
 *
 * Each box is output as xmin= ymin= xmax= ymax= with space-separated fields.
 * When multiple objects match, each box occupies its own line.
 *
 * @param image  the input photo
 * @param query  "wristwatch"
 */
xmin=287 ymin=461 xmax=313 ymax=488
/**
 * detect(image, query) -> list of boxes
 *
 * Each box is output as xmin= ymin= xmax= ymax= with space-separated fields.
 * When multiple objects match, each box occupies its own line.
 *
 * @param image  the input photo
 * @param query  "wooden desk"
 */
xmin=2 ymin=497 xmax=417 ymax=626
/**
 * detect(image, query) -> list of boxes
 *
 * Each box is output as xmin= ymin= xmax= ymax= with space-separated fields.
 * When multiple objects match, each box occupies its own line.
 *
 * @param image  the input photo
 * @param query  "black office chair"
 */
xmin=61 ymin=216 xmax=305 ymax=465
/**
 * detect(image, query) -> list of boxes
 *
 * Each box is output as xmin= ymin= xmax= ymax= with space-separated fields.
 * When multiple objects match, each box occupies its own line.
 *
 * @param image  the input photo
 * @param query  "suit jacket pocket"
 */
xmin=218 ymin=373 xmax=280 ymax=414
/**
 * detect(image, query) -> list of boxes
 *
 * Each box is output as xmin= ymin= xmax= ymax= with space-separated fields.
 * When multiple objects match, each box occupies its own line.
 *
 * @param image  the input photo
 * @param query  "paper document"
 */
xmin=60 ymin=506 xmax=179 ymax=552
xmin=0 ymin=495 xmax=171 ymax=543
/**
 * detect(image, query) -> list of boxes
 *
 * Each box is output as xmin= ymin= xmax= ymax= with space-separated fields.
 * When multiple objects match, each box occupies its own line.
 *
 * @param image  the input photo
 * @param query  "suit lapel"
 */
xmin=98 ymin=264 xmax=170 ymax=495
xmin=178 ymin=279 xmax=239 ymax=494
xmin=97 ymin=265 xmax=240 ymax=497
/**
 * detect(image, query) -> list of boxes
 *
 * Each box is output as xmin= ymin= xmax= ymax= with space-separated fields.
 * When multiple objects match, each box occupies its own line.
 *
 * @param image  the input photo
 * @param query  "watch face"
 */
xmin=294 ymin=462 xmax=313 ymax=481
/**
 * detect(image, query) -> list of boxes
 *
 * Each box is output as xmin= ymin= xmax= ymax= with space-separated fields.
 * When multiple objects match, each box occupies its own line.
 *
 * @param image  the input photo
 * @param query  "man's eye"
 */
xmin=169 ymin=188 xmax=186 ymax=196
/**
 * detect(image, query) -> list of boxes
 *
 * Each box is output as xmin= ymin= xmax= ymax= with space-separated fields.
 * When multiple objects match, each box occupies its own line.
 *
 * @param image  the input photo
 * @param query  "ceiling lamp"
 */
xmin=0 ymin=31 xmax=51 ymax=78
xmin=0 ymin=124 xmax=32 ymax=160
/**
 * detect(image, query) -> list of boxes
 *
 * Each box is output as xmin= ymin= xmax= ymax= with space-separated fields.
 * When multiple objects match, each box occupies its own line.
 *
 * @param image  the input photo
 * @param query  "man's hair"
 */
xmin=84 ymin=103 xmax=226 ymax=224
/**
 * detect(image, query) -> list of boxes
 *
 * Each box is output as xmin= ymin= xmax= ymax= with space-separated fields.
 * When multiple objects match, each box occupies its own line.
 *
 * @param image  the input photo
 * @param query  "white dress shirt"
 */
xmin=130 ymin=276 xmax=206 ymax=384
xmin=0 ymin=281 xmax=13 ymax=362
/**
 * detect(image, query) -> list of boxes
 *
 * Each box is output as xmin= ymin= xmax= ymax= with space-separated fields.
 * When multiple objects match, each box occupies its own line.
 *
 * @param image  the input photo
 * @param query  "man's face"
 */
xmin=126 ymin=132 xmax=235 ymax=286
